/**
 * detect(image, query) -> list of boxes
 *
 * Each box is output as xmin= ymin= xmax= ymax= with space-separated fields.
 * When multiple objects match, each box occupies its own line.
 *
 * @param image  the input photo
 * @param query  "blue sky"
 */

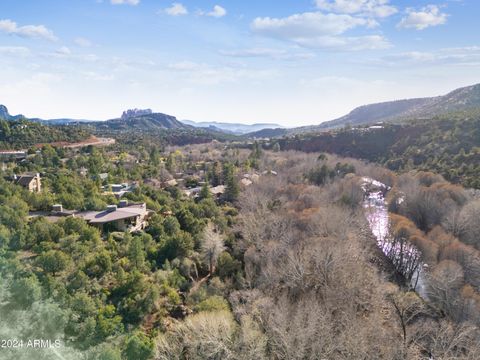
xmin=0 ymin=0 xmax=479 ymax=126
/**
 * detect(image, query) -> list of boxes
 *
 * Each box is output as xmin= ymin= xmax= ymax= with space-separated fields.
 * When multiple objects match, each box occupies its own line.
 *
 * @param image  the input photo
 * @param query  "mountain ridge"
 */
xmin=0 ymin=104 xmax=279 ymax=134
xmin=0 ymin=105 xmax=24 ymax=121
xmin=182 ymin=119 xmax=284 ymax=134
xmin=4 ymin=82 xmax=480 ymax=136
xmin=0 ymin=105 xmax=191 ymax=131
xmin=94 ymin=112 xmax=190 ymax=131
xmin=316 ymin=83 xmax=480 ymax=129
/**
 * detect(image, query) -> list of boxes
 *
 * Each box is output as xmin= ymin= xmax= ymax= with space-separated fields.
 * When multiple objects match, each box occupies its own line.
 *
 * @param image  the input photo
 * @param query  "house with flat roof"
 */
xmin=78 ymin=201 xmax=152 ymax=233
xmin=210 ymin=185 xmax=226 ymax=197
xmin=163 ymin=179 xmax=178 ymax=188
xmin=183 ymin=186 xmax=202 ymax=198
xmin=15 ymin=173 xmax=41 ymax=193
xmin=183 ymin=185 xmax=226 ymax=199
xmin=102 ymin=183 xmax=134 ymax=198
xmin=0 ymin=151 xmax=27 ymax=162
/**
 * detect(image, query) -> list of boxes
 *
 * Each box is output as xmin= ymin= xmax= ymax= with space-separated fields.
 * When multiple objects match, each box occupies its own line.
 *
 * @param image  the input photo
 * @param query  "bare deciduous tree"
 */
xmin=201 ymin=223 xmax=225 ymax=276
xmin=427 ymin=260 xmax=465 ymax=318
xmin=387 ymin=290 xmax=426 ymax=348
xmin=414 ymin=320 xmax=480 ymax=360
xmin=155 ymin=311 xmax=237 ymax=360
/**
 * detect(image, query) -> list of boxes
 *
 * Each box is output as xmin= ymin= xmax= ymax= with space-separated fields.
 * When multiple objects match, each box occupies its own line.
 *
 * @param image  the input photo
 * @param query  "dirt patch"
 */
xmin=34 ymin=136 xmax=115 ymax=149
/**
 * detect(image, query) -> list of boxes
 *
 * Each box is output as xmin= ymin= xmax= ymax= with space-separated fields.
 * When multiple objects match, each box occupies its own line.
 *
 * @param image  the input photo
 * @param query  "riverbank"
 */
xmin=363 ymin=177 xmax=429 ymax=299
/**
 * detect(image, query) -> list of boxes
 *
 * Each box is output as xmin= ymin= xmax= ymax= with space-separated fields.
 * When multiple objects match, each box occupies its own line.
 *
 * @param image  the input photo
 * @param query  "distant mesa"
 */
xmin=99 ymin=109 xmax=189 ymax=131
xmin=121 ymin=108 xmax=153 ymax=120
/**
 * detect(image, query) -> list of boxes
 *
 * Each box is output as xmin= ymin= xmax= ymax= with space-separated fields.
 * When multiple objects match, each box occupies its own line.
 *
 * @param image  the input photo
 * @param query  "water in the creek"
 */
xmin=362 ymin=178 xmax=429 ymax=299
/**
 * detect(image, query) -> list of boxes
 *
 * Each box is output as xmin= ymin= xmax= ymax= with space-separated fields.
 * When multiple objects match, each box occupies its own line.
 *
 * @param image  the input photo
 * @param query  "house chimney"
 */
xmin=106 ymin=205 xmax=118 ymax=212
xmin=52 ymin=204 xmax=63 ymax=213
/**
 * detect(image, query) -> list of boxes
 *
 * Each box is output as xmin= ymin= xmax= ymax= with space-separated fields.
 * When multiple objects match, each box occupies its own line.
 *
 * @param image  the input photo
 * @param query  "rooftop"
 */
xmin=78 ymin=203 xmax=147 ymax=224
xmin=210 ymin=185 xmax=226 ymax=195
xmin=15 ymin=173 xmax=40 ymax=186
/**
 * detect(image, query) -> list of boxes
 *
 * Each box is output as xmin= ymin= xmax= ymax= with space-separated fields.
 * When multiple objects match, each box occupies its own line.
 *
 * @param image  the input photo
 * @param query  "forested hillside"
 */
xmin=279 ymin=111 xmax=480 ymax=189
xmin=314 ymin=83 xmax=480 ymax=129
xmin=0 ymin=118 xmax=91 ymax=150
xmin=0 ymin=107 xmax=235 ymax=151
xmin=93 ymin=112 xmax=189 ymax=131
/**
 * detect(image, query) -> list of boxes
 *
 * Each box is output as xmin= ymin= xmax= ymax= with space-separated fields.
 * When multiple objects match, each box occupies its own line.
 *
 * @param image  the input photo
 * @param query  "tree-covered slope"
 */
xmin=0 ymin=118 xmax=91 ymax=150
xmin=279 ymin=110 xmax=480 ymax=188
xmin=315 ymin=83 xmax=480 ymax=129
xmin=94 ymin=112 xmax=190 ymax=131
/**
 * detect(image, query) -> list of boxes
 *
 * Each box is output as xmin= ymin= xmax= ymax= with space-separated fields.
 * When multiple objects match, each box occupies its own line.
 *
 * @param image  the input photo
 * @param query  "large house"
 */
xmin=78 ymin=201 xmax=152 ymax=233
xmin=15 ymin=173 xmax=41 ymax=193
xmin=183 ymin=185 xmax=226 ymax=199
xmin=0 ymin=150 xmax=27 ymax=162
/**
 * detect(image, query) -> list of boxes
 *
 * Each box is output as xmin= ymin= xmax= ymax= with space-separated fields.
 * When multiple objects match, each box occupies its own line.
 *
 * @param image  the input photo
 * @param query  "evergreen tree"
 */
xmin=223 ymin=163 xmax=239 ymax=202
xmin=165 ymin=153 xmax=176 ymax=173
xmin=37 ymin=250 xmax=70 ymax=276
xmin=199 ymin=181 xmax=211 ymax=201
xmin=210 ymin=161 xmax=223 ymax=186
xmin=128 ymin=236 xmax=145 ymax=270
xmin=123 ymin=332 xmax=154 ymax=360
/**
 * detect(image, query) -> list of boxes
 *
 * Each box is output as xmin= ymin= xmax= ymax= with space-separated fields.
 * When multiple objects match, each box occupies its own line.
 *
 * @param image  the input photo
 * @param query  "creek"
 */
xmin=362 ymin=178 xmax=429 ymax=299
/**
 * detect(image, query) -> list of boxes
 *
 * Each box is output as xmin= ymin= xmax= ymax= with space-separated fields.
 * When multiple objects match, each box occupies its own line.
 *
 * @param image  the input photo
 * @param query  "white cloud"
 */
xmin=220 ymin=47 xmax=315 ymax=60
xmin=164 ymin=3 xmax=188 ymax=16
xmin=385 ymin=51 xmax=437 ymax=63
xmin=316 ymin=0 xmax=397 ymax=18
xmin=196 ymin=5 xmax=227 ymax=18
xmin=0 ymin=19 xmax=57 ymax=41
xmin=382 ymin=47 xmax=480 ymax=66
xmin=44 ymin=48 xmax=99 ymax=63
xmin=251 ymin=12 xmax=388 ymax=50
xmin=81 ymin=71 xmax=114 ymax=81
xmin=168 ymin=60 xmax=200 ymax=71
xmin=167 ymin=61 xmax=277 ymax=85
xmin=207 ymin=5 xmax=227 ymax=18
xmin=110 ymin=0 xmax=139 ymax=5
xmin=0 ymin=46 xmax=30 ymax=57
xmin=295 ymin=34 xmax=390 ymax=50
xmin=56 ymin=46 xmax=71 ymax=55
xmin=398 ymin=5 xmax=448 ymax=30
xmin=74 ymin=37 xmax=92 ymax=47
xmin=252 ymin=12 xmax=374 ymax=38
xmin=221 ymin=48 xmax=285 ymax=58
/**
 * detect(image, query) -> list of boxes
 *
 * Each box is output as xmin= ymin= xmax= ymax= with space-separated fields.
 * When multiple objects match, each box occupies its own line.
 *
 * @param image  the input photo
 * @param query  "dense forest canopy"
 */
xmin=0 ymin=111 xmax=235 ymax=152
xmin=2 ymin=134 xmax=480 ymax=359
xmin=0 ymin=118 xmax=91 ymax=150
